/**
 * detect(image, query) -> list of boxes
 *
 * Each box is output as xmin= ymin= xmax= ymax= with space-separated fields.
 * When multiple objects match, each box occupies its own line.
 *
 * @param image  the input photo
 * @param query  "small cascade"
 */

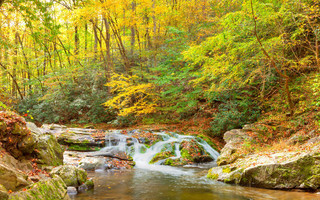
xmin=102 ymin=130 xmax=220 ymax=171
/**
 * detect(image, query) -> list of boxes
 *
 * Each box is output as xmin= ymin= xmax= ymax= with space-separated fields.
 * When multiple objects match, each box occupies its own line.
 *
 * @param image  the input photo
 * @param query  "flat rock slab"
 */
xmin=40 ymin=124 xmax=105 ymax=150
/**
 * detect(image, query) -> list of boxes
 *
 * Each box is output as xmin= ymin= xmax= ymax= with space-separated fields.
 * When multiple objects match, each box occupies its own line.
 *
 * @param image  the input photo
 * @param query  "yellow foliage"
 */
xmin=104 ymin=73 xmax=157 ymax=116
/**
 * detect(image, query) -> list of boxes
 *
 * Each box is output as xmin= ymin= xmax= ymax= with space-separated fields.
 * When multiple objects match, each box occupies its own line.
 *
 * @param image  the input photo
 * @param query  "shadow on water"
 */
xmin=71 ymin=167 xmax=320 ymax=200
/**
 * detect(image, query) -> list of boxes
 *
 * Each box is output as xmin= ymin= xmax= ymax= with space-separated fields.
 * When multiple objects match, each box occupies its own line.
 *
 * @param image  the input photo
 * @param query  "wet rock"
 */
xmin=67 ymin=186 xmax=77 ymax=195
xmin=78 ymin=157 xmax=105 ymax=170
xmin=216 ymin=129 xmax=253 ymax=166
xmin=150 ymin=151 xmax=175 ymax=164
xmin=50 ymin=165 xmax=87 ymax=187
xmin=8 ymin=175 xmax=70 ymax=200
xmin=78 ymin=179 xmax=94 ymax=192
xmin=208 ymin=152 xmax=320 ymax=190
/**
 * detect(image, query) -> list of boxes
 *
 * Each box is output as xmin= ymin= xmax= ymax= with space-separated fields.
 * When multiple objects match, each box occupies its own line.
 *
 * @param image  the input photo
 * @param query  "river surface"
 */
xmin=72 ymin=166 xmax=320 ymax=200
xmin=70 ymin=130 xmax=320 ymax=200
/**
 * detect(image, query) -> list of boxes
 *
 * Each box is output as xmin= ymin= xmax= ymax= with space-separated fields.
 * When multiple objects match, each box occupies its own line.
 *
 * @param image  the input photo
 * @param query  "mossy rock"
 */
xmin=149 ymin=151 xmax=175 ymax=164
xmin=67 ymin=145 xmax=100 ymax=152
xmin=34 ymin=133 xmax=64 ymax=166
xmin=50 ymin=165 xmax=87 ymax=187
xmin=8 ymin=175 xmax=70 ymax=200
xmin=208 ymin=153 xmax=320 ymax=189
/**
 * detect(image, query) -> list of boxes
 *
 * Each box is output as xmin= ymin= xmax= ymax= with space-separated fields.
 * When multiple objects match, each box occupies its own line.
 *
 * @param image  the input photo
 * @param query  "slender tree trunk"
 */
xmin=75 ymin=25 xmax=79 ymax=55
xmin=85 ymin=23 xmax=88 ymax=51
xmin=103 ymin=17 xmax=113 ymax=75
xmin=93 ymin=19 xmax=99 ymax=61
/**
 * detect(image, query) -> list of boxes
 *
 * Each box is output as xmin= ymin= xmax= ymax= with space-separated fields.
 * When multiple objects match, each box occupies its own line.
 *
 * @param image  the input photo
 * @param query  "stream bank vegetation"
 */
xmin=1 ymin=0 xmax=320 ymax=152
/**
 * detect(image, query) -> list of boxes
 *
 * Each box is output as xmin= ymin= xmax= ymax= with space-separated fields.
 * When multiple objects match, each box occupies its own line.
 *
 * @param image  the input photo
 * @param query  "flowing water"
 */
xmin=72 ymin=130 xmax=320 ymax=200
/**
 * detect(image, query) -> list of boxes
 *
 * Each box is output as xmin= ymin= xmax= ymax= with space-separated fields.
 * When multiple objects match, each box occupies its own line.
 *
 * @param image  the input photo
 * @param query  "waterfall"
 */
xmin=102 ymin=130 xmax=220 ymax=172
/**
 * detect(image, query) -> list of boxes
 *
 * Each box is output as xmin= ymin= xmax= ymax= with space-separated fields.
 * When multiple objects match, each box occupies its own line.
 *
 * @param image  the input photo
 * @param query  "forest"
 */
xmin=2 ymin=1 xmax=320 ymax=199
xmin=0 ymin=0 xmax=320 ymax=140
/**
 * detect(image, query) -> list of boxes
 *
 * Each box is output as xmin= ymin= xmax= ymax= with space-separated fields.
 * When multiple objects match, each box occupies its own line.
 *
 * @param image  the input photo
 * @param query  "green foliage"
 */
xmin=17 ymin=70 xmax=116 ymax=124
xmin=209 ymin=93 xmax=261 ymax=137
xmin=0 ymin=101 xmax=7 ymax=110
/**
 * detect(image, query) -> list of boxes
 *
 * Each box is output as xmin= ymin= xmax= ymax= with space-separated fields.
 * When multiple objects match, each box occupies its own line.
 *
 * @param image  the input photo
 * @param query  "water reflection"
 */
xmin=72 ymin=167 xmax=320 ymax=200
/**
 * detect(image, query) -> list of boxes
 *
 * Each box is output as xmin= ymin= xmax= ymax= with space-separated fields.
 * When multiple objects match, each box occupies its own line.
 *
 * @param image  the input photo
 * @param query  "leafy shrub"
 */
xmin=210 ymin=98 xmax=260 ymax=138
xmin=17 ymin=73 xmax=116 ymax=124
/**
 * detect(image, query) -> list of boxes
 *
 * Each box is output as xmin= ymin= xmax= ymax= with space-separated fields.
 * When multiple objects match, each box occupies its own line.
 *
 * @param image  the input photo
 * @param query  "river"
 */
xmin=71 ymin=130 xmax=320 ymax=200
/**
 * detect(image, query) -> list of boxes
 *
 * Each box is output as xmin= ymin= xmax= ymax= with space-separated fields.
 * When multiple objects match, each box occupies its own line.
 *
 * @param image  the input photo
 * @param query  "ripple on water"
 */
xmin=71 ymin=167 xmax=320 ymax=200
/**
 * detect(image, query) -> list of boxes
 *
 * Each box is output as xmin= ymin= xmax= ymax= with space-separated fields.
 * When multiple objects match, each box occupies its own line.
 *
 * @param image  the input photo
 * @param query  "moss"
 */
xmin=164 ymin=159 xmax=173 ymax=166
xmin=149 ymin=151 xmax=174 ymax=164
xmin=67 ymin=145 xmax=99 ymax=151
xmin=207 ymin=173 xmax=219 ymax=180
xmin=140 ymin=146 xmax=147 ymax=153
xmin=181 ymin=149 xmax=192 ymax=160
xmin=222 ymin=166 xmax=231 ymax=174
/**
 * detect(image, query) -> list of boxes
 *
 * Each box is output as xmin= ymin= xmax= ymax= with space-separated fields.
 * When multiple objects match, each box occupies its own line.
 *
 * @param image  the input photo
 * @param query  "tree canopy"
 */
xmin=1 ymin=0 xmax=320 ymax=137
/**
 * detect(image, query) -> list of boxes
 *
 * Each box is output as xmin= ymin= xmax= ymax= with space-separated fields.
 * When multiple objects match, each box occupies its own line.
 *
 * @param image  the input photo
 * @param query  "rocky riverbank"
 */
xmin=0 ymin=111 xmax=94 ymax=200
xmin=207 ymin=124 xmax=320 ymax=190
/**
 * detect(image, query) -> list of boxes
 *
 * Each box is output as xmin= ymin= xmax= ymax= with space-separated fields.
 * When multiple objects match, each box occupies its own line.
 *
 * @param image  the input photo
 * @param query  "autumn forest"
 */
xmin=1 ymin=0 xmax=320 ymax=140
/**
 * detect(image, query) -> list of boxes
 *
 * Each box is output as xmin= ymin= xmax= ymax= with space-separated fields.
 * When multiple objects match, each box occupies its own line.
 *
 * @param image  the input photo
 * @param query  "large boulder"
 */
xmin=8 ymin=175 xmax=70 ymax=200
xmin=34 ymin=133 xmax=64 ymax=166
xmin=50 ymin=165 xmax=87 ymax=187
xmin=0 ymin=151 xmax=32 ymax=191
xmin=45 ymin=127 xmax=105 ymax=151
xmin=216 ymin=129 xmax=253 ymax=166
xmin=150 ymin=139 xmax=213 ymax=166
xmin=0 ymin=163 xmax=31 ymax=191
xmin=78 ymin=157 xmax=105 ymax=170
xmin=0 ymin=112 xmax=32 ymax=158
xmin=208 ymin=151 xmax=320 ymax=189
xmin=0 ymin=184 xmax=9 ymax=200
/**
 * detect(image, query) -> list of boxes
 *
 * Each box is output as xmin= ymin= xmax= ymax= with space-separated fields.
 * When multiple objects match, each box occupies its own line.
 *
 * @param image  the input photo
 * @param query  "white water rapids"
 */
xmin=99 ymin=130 xmax=220 ymax=175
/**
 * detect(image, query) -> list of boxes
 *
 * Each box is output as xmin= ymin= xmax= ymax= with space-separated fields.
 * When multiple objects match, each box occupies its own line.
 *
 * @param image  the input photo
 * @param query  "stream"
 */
xmin=70 ymin=130 xmax=320 ymax=200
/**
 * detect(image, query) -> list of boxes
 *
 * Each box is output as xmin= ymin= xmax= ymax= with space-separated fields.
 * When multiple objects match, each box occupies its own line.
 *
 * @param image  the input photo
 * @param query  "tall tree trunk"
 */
xmin=93 ymin=19 xmax=99 ymax=61
xmin=85 ymin=23 xmax=88 ymax=51
xmin=75 ymin=25 xmax=79 ymax=55
xmin=103 ymin=17 xmax=113 ymax=75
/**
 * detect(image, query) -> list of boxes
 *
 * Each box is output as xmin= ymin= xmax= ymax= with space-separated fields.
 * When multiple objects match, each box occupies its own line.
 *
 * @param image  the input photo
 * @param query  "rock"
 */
xmin=150 ymin=139 xmax=213 ymax=166
xmin=208 ymin=152 xmax=320 ymax=190
xmin=216 ymin=129 xmax=253 ymax=166
xmin=26 ymin=122 xmax=42 ymax=136
xmin=0 ymin=184 xmax=9 ymax=200
xmin=67 ymin=187 xmax=77 ymax=195
xmin=78 ymin=157 xmax=105 ymax=170
xmin=150 ymin=151 xmax=175 ymax=164
xmin=50 ymin=165 xmax=87 ymax=187
xmin=41 ymin=124 xmax=67 ymax=130
xmin=8 ymin=175 xmax=70 ymax=200
xmin=0 ymin=163 xmax=32 ymax=191
xmin=18 ymin=135 xmax=36 ymax=154
xmin=307 ymin=137 xmax=320 ymax=144
xmin=287 ymin=131 xmax=310 ymax=145
xmin=56 ymin=130 xmax=104 ymax=151
xmin=84 ymin=125 xmax=95 ymax=129
xmin=78 ymin=179 xmax=94 ymax=192
xmin=34 ymin=133 xmax=64 ymax=166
